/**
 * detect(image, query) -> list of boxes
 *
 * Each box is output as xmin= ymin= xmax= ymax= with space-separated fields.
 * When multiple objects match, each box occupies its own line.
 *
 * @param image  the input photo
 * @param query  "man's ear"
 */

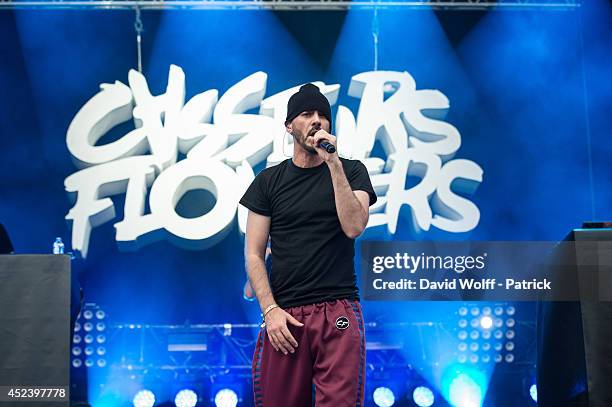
xmin=284 ymin=121 xmax=292 ymax=134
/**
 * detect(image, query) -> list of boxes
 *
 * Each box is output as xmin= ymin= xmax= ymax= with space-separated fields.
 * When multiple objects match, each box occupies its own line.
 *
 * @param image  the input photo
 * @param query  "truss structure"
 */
xmin=0 ymin=0 xmax=580 ymax=10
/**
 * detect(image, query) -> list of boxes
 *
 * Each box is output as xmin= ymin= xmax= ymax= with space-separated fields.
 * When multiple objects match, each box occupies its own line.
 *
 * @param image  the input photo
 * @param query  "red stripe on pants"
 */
xmin=252 ymin=299 xmax=366 ymax=407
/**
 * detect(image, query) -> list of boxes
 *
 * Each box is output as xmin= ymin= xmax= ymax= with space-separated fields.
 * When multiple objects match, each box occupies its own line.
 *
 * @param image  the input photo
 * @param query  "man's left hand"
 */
xmin=311 ymin=130 xmax=339 ymax=163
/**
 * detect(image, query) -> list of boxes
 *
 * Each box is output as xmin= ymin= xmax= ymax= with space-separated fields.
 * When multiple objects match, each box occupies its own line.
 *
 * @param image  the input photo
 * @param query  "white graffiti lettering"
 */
xmin=65 ymin=65 xmax=483 ymax=258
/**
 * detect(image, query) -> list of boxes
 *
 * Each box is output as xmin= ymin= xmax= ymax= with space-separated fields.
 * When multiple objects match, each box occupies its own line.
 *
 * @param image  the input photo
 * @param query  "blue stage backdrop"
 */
xmin=1 ymin=1 xmax=611 ymax=406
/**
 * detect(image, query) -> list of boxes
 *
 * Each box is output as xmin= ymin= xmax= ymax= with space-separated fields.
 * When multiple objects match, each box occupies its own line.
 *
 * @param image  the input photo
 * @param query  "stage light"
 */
xmin=73 ymin=303 xmax=110 ymax=370
xmin=175 ymin=389 xmax=198 ymax=407
xmin=72 ymin=359 xmax=82 ymax=368
xmin=373 ymin=387 xmax=395 ymax=407
xmin=505 ymin=353 xmax=515 ymax=363
xmin=72 ymin=347 xmax=82 ymax=356
xmin=449 ymin=373 xmax=483 ymax=407
xmin=469 ymin=354 xmax=479 ymax=364
xmin=457 ymin=303 xmax=520 ymax=366
xmin=214 ymin=388 xmax=238 ymax=407
xmin=505 ymin=342 xmax=514 ymax=351
xmin=495 ymin=354 xmax=503 ymax=363
xmin=412 ymin=386 xmax=434 ymax=407
xmin=530 ymin=384 xmax=537 ymax=402
xmin=480 ymin=316 xmax=493 ymax=329
xmin=133 ymin=390 xmax=155 ymax=407
xmin=458 ymin=342 xmax=467 ymax=352
xmin=458 ymin=354 xmax=467 ymax=363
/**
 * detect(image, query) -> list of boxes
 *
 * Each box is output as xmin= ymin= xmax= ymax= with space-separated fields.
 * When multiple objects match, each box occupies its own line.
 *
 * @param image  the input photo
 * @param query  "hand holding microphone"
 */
xmin=312 ymin=129 xmax=337 ymax=155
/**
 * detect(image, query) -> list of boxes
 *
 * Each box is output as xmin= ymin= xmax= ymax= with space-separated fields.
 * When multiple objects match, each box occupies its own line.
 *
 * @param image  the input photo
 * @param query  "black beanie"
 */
xmin=285 ymin=83 xmax=332 ymax=128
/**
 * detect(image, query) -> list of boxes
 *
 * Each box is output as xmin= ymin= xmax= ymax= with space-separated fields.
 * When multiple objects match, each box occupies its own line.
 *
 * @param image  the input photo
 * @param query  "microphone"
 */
xmin=318 ymin=140 xmax=336 ymax=154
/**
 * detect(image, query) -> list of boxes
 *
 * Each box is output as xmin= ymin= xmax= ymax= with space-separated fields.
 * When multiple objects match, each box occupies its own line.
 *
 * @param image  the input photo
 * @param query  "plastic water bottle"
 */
xmin=53 ymin=237 xmax=65 ymax=254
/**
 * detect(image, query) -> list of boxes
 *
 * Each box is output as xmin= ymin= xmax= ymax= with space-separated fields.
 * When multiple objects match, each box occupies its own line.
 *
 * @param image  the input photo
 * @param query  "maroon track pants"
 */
xmin=252 ymin=299 xmax=366 ymax=407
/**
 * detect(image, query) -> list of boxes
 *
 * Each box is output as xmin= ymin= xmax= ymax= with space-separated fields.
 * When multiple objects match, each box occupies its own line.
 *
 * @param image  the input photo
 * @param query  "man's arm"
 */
xmin=245 ymin=211 xmax=275 ymax=312
xmin=245 ymin=210 xmax=303 ymax=355
xmin=311 ymin=130 xmax=370 ymax=239
xmin=243 ymin=240 xmax=271 ymax=301
xmin=327 ymin=160 xmax=370 ymax=239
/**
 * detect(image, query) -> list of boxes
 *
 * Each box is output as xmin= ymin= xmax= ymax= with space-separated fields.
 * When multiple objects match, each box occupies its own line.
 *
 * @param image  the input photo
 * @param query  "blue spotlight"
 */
xmin=175 ymin=389 xmax=198 ymax=407
xmin=449 ymin=373 xmax=484 ymax=407
xmin=214 ymin=388 xmax=238 ymax=407
xmin=413 ymin=386 xmax=435 ymax=407
xmin=530 ymin=384 xmax=537 ymax=402
xmin=132 ymin=390 xmax=155 ymax=407
xmin=373 ymin=387 xmax=395 ymax=407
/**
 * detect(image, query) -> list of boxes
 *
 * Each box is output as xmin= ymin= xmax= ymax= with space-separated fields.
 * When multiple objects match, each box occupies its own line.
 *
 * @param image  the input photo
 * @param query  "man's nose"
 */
xmin=312 ymin=111 xmax=322 ymax=125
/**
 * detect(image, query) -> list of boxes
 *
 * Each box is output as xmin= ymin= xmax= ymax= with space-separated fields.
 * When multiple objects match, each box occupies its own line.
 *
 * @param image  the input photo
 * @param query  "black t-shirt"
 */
xmin=239 ymin=158 xmax=377 ymax=308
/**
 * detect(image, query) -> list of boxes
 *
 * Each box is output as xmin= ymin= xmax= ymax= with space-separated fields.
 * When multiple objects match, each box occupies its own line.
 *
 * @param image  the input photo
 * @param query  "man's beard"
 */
xmin=294 ymin=128 xmax=319 ymax=154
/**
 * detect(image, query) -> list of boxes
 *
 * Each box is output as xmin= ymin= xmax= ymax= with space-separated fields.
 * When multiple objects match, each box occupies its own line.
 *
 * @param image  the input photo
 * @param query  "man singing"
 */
xmin=240 ymin=83 xmax=377 ymax=407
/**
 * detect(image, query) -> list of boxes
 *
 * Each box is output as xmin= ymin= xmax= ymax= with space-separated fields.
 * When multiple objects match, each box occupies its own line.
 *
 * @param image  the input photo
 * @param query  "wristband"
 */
xmin=263 ymin=303 xmax=279 ymax=318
